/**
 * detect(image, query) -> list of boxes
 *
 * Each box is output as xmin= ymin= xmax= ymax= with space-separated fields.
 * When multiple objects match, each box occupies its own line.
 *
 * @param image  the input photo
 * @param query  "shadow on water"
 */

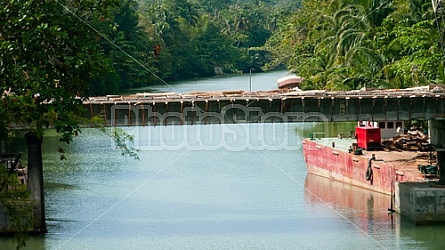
xmin=44 ymin=182 xmax=77 ymax=190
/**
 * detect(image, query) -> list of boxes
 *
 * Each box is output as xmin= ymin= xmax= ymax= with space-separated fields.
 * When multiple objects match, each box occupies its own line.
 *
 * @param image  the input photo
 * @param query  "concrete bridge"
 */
xmin=83 ymin=86 xmax=445 ymax=127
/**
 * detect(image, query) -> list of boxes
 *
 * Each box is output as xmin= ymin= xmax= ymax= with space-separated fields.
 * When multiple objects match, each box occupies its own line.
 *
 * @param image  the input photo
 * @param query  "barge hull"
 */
xmin=302 ymin=139 xmax=430 ymax=196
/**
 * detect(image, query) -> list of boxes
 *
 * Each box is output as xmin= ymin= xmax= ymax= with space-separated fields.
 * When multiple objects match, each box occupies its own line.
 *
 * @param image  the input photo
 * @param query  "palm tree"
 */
xmin=310 ymin=1 xmax=390 ymax=90
xmin=234 ymin=16 xmax=250 ymax=32
xmin=389 ymin=0 xmax=428 ymax=23
xmin=140 ymin=2 xmax=181 ymax=45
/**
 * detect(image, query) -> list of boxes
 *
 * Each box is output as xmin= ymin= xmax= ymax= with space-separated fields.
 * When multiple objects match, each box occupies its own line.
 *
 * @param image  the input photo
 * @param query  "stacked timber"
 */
xmin=382 ymin=129 xmax=431 ymax=151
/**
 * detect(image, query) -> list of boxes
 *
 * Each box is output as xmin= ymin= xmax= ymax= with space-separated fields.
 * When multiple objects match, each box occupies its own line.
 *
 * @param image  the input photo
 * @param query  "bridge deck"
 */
xmin=82 ymin=86 xmax=445 ymax=126
xmin=84 ymin=87 xmax=445 ymax=104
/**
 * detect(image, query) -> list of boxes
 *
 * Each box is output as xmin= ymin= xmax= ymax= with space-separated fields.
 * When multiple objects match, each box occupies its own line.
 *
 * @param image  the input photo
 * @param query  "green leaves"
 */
xmin=0 ymin=0 xmax=116 ymax=143
xmin=0 ymin=167 xmax=32 ymax=249
xmin=265 ymin=0 xmax=442 ymax=90
xmin=379 ymin=17 xmax=441 ymax=87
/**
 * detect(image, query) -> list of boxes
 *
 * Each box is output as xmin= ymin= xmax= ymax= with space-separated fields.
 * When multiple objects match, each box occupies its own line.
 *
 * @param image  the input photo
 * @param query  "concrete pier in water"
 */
xmin=396 ymin=182 xmax=445 ymax=225
xmin=393 ymin=119 xmax=445 ymax=224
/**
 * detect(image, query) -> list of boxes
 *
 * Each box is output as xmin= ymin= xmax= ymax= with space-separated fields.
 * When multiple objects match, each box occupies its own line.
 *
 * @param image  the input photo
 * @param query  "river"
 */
xmin=1 ymin=71 xmax=445 ymax=249
xmin=130 ymin=70 xmax=288 ymax=93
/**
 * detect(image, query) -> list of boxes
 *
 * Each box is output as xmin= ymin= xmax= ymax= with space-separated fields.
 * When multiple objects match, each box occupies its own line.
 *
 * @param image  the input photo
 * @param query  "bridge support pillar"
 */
xmin=25 ymin=132 xmax=47 ymax=233
xmin=429 ymin=120 xmax=445 ymax=184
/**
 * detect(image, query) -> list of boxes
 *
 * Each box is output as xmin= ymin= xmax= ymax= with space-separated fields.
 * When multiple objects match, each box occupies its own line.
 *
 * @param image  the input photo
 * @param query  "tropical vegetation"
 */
xmin=265 ymin=0 xmax=445 ymax=90
xmin=1 ymin=0 xmax=445 ymax=248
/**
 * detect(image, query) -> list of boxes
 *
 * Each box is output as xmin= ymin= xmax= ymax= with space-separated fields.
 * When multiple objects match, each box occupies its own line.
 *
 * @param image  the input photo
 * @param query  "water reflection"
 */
xmin=304 ymin=173 xmax=445 ymax=250
xmin=297 ymin=121 xmax=356 ymax=139
xmin=305 ymin=173 xmax=397 ymax=224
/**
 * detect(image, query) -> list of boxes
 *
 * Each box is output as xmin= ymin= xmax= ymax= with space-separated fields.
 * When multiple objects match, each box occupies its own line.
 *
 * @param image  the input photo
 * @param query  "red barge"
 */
xmin=302 ymin=125 xmax=438 ymax=196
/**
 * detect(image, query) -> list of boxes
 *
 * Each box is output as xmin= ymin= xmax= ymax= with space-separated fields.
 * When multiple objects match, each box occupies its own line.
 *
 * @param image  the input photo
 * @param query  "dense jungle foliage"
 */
xmin=89 ymin=0 xmax=302 ymax=95
xmin=267 ymin=0 xmax=445 ymax=90
xmin=1 ymin=1 xmax=445 ymax=247
xmin=3 ymin=0 xmax=444 ymax=97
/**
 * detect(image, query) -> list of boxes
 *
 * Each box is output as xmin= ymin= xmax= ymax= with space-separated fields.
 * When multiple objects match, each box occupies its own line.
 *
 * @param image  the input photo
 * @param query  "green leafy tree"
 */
xmin=0 ymin=166 xmax=32 ymax=249
xmin=195 ymin=20 xmax=241 ymax=74
xmin=378 ymin=19 xmax=440 ymax=88
xmin=139 ymin=0 xmax=286 ymax=78
xmin=0 ymin=0 xmax=119 ymax=141
xmin=266 ymin=0 xmax=443 ymax=90
xmin=0 ymin=0 xmax=137 ymax=247
xmin=105 ymin=0 xmax=154 ymax=91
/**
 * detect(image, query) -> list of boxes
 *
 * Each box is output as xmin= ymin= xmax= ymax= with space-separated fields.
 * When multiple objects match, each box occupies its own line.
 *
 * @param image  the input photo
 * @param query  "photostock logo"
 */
xmin=110 ymin=104 xmax=329 ymax=151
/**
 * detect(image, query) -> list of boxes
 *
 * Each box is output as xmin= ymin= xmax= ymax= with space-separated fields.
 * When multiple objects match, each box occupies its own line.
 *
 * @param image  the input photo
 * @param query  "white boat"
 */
xmin=277 ymin=75 xmax=303 ymax=89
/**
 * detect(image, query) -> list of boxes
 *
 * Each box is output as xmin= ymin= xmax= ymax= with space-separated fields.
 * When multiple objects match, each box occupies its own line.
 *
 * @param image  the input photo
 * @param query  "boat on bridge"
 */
xmin=277 ymin=75 xmax=303 ymax=89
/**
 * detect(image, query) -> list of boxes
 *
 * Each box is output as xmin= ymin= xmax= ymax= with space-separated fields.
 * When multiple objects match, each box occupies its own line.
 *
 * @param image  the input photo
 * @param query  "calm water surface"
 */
xmin=1 ymin=124 xmax=444 ymax=250
xmin=131 ymin=70 xmax=288 ymax=93
xmin=2 ymin=72 xmax=445 ymax=249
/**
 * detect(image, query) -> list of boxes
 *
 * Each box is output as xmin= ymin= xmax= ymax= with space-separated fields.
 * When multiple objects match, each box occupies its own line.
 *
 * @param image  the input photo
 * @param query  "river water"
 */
xmin=131 ymin=70 xmax=288 ymax=93
xmin=2 ymin=71 xmax=445 ymax=249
